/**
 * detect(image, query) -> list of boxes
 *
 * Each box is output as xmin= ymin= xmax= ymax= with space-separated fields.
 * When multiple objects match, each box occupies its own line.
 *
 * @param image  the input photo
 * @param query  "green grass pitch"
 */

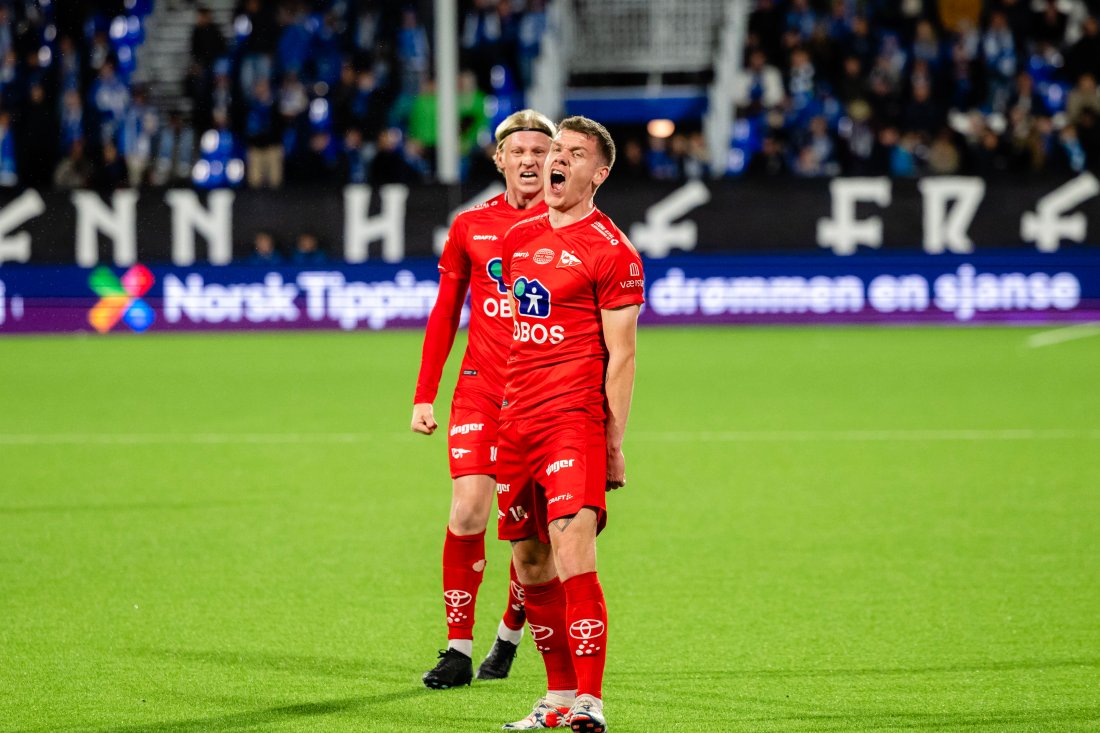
xmin=1 ymin=325 xmax=1098 ymax=732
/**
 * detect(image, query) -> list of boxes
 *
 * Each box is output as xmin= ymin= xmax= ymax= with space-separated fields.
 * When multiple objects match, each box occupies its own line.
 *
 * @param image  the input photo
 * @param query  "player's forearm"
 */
xmin=604 ymin=351 xmax=636 ymax=452
xmin=413 ymin=277 xmax=467 ymax=403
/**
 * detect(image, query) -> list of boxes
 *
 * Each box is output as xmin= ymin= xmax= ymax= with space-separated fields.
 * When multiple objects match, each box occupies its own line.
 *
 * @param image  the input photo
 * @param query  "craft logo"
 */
xmin=88 ymin=265 xmax=155 ymax=333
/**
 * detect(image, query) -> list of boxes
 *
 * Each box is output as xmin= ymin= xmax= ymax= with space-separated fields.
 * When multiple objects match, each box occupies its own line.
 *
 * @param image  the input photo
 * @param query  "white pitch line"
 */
xmin=0 ymin=432 xmax=378 ymax=445
xmin=0 ymin=429 xmax=1097 ymax=446
xmin=1026 ymin=322 xmax=1100 ymax=348
xmin=631 ymin=428 xmax=1099 ymax=442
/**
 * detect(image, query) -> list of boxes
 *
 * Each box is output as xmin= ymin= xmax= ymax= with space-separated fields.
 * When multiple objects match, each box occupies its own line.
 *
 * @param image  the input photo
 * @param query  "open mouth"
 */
xmin=520 ymin=171 xmax=539 ymax=182
xmin=549 ymin=170 xmax=566 ymax=194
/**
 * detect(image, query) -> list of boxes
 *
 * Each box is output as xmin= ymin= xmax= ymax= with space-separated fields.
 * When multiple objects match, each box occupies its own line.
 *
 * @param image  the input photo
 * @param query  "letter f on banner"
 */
xmin=0 ymin=190 xmax=46 ymax=264
xmin=817 ymin=178 xmax=891 ymax=255
xmin=1020 ymin=173 xmax=1100 ymax=252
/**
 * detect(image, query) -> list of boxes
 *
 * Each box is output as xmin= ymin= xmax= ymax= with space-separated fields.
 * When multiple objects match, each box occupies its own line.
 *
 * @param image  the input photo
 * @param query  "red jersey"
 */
xmin=500 ymin=207 xmax=645 ymax=421
xmin=414 ymin=194 xmax=549 ymax=404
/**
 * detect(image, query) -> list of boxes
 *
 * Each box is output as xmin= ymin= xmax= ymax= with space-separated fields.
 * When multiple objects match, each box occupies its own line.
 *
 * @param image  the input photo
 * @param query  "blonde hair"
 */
xmin=557 ymin=115 xmax=616 ymax=169
xmin=494 ymin=109 xmax=557 ymax=153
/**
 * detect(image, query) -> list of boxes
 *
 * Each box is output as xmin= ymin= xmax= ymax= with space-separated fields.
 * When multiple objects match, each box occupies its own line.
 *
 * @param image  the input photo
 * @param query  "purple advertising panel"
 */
xmin=1 ymin=253 xmax=1098 ymax=335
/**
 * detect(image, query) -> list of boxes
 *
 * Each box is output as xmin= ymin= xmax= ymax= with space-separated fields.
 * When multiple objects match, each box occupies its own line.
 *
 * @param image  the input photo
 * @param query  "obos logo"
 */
xmin=444 ymin=590 xmax=473 ymax=607
xmin=483 ymin=258 xmax=512 ymax=319
xmin=512 ymin=277 xmax=564 ymax=343
xmin=513 ymin=277 xmax=551 ymax=318
xmin=486 ymin=258 xmax=508 ymax=294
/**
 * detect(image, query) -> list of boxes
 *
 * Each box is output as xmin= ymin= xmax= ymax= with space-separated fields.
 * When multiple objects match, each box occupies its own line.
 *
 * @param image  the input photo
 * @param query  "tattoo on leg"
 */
xmin=550 ymin=516 xmax=575 ymax=533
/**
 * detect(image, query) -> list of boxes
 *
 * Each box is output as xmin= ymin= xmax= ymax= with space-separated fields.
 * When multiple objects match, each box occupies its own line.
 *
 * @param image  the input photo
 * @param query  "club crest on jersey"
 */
xmin=486 ymin=258 xmax=508 ymax=294
xmin=513 ymin=277 xmax=551 ymax=318
xmin=556 ymin=250 xmax=582 ymax=268
xmin=533 ymin=248 xmax=555 ymax=265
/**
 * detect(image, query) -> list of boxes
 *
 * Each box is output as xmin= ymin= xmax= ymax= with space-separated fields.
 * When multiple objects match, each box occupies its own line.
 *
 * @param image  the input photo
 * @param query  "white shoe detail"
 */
xmin=502 ymin=697 xmax=570 ymax=729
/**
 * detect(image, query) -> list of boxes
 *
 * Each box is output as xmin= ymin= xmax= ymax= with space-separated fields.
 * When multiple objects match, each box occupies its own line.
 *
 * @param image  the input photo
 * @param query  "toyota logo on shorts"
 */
xmin=510 ymin=581 xmax=525 ymax=602
xmin=568 ymin=619 xmax=605 ymax=639
xmin=444 ymin=590 xmax=473 ymax=607
xmin=528 ymin=624 xmax=553 ymax=641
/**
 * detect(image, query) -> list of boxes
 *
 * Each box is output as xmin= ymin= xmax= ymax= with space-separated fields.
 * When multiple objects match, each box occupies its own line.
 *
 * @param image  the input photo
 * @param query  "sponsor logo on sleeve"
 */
xmin=620 ymin=262 xmax=645 ymax=288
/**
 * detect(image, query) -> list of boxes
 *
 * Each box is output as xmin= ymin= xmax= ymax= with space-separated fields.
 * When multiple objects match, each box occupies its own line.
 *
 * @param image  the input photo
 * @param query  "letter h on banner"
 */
xmin=343 ymin=185 xmax=409 ymax=263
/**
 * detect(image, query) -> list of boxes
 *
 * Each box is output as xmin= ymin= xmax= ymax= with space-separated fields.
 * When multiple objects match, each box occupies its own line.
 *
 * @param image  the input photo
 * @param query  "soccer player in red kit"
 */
xmin=497 ymin=116 xmax=643 ymax=732
xmin=412 ymin=110 xmax=557 ymax=689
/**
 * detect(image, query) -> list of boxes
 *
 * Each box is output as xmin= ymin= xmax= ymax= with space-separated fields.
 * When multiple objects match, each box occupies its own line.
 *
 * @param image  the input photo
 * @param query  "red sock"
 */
xmin=522 ymin=578 xmax=577 ymax=691
xmin=442 ymin=528 xmax=485 ymax=642
xmin=502 ymin=559 xmax=527 ymax=631
xmin=563 ymin=572 xmax=607 ymax=699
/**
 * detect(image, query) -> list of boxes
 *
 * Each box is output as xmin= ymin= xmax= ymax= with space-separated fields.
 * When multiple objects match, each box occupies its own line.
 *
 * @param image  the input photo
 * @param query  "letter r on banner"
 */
xmin=919 ymin=176 xmax=985 ymax=254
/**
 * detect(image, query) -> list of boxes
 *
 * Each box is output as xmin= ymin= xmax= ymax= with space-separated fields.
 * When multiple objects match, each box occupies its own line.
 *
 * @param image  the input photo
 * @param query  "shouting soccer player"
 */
xmin=412 ymin=110 xmax=556 ymax=689
xmin=497 ymin=116 xmax=643 ymax=732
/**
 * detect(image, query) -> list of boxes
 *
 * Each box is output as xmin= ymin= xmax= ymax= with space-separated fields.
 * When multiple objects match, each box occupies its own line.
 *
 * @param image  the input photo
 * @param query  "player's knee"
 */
xmin=511 ymin=538 xmax=554 ymax=583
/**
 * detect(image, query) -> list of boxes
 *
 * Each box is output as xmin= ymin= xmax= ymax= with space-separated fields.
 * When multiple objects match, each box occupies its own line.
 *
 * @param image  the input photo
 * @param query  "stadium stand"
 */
xmin=1 ymin=0 xmax=1099 ymax=191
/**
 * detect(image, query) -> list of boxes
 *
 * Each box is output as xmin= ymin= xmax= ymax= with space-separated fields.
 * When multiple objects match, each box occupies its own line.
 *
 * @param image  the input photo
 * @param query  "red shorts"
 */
xmin=447 ymin=389 xmax=501 ymax=479
xmin=496 ymin=412 xmax=608 ymax=543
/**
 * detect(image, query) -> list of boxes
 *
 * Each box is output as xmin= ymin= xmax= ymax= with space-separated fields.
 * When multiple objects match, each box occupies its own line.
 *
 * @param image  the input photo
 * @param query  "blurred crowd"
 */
xmin=4 ymin=0 xmax=1100 ymax=191
xmin=184 ymin=0 xmax=547 ymax=189
xmin=726 ymin=0 xmax=1100 ymax=179
xmin=0 ymin=0 xmax=547 ymax=191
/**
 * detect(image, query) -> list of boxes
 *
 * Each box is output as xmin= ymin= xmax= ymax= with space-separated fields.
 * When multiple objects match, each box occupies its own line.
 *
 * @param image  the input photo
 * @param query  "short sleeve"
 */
xmin=437 ymin=217 xmax=471 ymax=280
xmin=595 ymin=237 xmax=645 ymax=310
